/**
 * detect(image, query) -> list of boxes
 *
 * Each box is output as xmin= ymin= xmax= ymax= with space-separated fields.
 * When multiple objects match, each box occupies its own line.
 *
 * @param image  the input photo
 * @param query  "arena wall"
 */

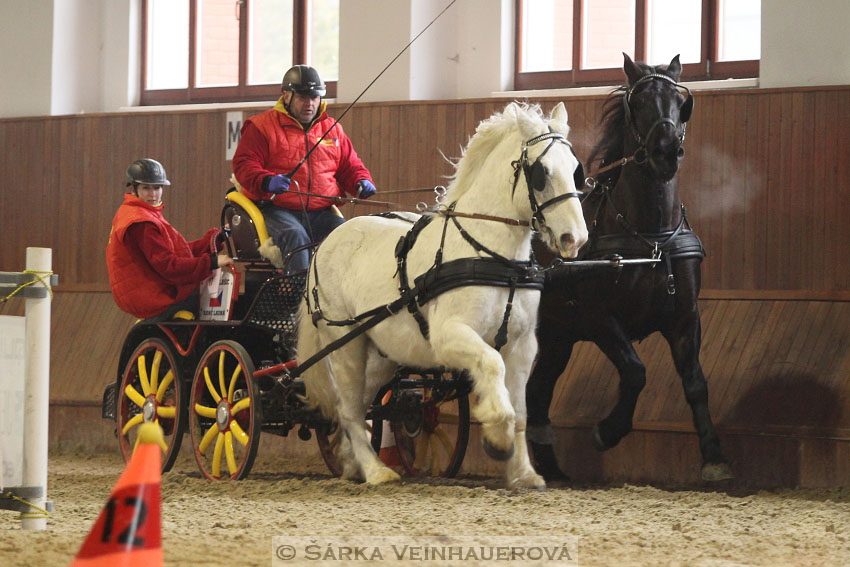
xmin=1 ymin=85 xmax=848 ymax=487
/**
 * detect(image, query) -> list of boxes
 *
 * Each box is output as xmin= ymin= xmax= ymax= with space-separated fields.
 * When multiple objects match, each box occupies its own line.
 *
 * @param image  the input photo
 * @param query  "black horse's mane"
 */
xmin=587 ymin=85 xmax=629 ymax=192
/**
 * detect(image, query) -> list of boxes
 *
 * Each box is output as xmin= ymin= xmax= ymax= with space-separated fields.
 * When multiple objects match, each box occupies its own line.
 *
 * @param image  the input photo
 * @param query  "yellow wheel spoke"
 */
xmin=121 ymin=413 xmax=144 ymax=435
xmin=230 ymin=420 xmax=249 ymax=446
xmin=199 ymin=423 xmax=220 ymax=455
xmin=136 ymin=355 xmax=152 ymax=396
xmin=155 ymin=369 xmax=174 ymax=403
xmin=194 ymin=403 xmax=217 ymax=419
xmin=204 ymin=367 xmax=221 ymax=403
xmin=435 ymin=411 xmax=459 ymax=425
xmin=429 ymin=434 xmax=443 ymax=476
xmin=156 ymin=405 xmax=176 ymax=419
xmin=212 ymin=431 xmax=225 ymax=478
xmin=224 ymin=431 xmax=237 ymax=475
xmin=231 ymin=398 xmax=250 ymax=416
xmin=150 ymin=350 xmax=163 ymax=393
xmin=435 ymin=428 xmax=454 ymax=459
xmin=124 ymin=384 xmax=146 ymax=408
xmin=218 ymin=351 xmax=227 ymax=405
xmin=414 ymin=433 xmax=429 ymax=472
xmin=227 ymin=364 xmax=243 ymax=402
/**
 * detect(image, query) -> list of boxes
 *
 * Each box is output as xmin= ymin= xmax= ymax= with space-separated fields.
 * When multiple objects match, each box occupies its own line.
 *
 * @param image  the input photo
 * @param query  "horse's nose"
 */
xmin=560 ymin=230 xmax=587 ymax=257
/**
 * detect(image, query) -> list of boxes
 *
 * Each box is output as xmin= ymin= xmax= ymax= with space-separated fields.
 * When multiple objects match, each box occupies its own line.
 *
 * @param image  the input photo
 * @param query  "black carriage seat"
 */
xmin=222 ymin=185 xmax=274 ymax=264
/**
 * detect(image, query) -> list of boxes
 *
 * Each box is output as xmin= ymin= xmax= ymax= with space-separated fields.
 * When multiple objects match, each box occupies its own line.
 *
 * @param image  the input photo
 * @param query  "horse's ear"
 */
xmin=666 ymin=54 xmax=683 ymax=81
xmin=549 ymin=102 xmax=569 ymax=134
xmin=623 ymin=52 xmax=643 ymax=85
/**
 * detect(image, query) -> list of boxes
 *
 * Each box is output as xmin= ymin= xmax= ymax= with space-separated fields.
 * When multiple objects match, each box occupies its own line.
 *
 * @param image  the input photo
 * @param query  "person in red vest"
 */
xmin=232 ymin=65 xmax=376 ymax=271
xmin=106 ymin=159 xmax=232 ymax=320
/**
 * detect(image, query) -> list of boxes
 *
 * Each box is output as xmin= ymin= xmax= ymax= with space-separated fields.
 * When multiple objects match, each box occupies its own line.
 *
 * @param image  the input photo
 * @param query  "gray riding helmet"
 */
xmin=281 ymin=65 xmax=326 ymax=97
xmin=125 ymin=158 xmax=171 ymax=187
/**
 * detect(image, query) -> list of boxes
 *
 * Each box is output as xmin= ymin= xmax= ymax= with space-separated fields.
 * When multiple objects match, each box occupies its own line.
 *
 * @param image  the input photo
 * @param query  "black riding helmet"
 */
xmin=281 ymin=65 xmax=326 ymax=97
xmin=125 ymin=158 xmax=171 ymax=187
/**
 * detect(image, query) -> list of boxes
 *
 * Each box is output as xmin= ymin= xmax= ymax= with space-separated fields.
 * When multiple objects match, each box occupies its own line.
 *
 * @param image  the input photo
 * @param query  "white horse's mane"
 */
xmin=445 ymin=103 xmax=562 ymax=203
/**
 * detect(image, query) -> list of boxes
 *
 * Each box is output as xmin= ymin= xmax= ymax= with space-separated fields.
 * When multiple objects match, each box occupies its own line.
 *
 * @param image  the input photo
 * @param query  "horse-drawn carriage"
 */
xmin=101 ymin=188 xmax=472 ymax=481
xmin=103 ymin=55 xmax=731 ymax=488
xmin=101 ymin=99 xmax=589 ymax=489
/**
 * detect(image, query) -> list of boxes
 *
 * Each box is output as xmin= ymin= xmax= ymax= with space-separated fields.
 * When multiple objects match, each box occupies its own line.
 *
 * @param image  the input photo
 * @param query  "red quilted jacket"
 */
xmin=232 ymin=98 xmax=372 ymax=211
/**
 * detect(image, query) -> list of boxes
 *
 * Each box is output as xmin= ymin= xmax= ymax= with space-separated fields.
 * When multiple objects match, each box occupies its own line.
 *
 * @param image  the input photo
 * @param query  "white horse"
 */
xmin=297 ymin=102 xmax=588 ymax=488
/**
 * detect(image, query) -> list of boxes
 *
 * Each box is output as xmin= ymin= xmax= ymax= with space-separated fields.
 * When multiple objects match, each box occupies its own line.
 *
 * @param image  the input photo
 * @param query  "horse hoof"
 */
xmin=366 ymin=466 xmax=402 ymax=485
xmin=530 ymin=442 xmax=571 ymax=483
xmin=701 ymin=462 xmax=734 ymax=482
xmin=483 ymin=438 xmax=514 ymax=461
xmin=508 ymin=471 xmax=547 ymax=491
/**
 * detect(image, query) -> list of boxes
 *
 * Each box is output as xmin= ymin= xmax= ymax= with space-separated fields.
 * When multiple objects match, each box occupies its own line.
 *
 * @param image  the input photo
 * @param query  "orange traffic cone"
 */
xmin=70 ymin=422 xmax=163 ymax=567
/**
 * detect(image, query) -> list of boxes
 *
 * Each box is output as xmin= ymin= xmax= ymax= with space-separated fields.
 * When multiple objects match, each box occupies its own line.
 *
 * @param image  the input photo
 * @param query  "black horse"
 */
xmin=527 ymin=54 xmax=733 ymax=483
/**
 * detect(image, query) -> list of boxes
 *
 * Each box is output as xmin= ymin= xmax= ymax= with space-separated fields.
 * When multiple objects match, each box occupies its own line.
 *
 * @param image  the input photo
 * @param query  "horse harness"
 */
xmin=304 ymin=131 xmax=581 ymax=362
xmin=580 ymin=73 xmax=702 ymax=295
xmin=584 ymin=200 xmax=705 ymax=295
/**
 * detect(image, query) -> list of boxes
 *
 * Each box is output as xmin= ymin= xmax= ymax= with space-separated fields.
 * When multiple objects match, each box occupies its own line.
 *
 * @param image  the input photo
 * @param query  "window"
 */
xmin=142 ymin=0 xmax=339 ymax=105
xmin=515 ymin=0 xmax=760 ymax=90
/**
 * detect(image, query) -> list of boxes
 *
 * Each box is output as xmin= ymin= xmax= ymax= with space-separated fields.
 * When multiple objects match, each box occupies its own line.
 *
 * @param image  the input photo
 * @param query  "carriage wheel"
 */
xmin=189 ymin=340 xmax=262 ymax=481
xmin=391 ymin=387 xmax=470 ymax=478
xmin=117 ymin=338 xmax=185 ymax=473
xmin=315 ymin=420 xmax=381 ymax=477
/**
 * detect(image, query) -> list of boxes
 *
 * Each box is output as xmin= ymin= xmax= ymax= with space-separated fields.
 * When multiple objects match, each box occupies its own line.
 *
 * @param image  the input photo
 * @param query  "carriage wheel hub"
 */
xmin=142 ymin=397 xmax=156 ymax=422
xmin=216 ymin=400 xmax=230 ymax=430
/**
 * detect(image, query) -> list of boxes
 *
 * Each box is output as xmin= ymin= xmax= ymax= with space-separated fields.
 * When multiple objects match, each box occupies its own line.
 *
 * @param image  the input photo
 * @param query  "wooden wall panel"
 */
xmin=2 ymin=86 xmax=850 ymax=294
xmin=548 ymin=299 xmax=850 ymax=439
xmin=3 ymin=86 xmax=850 ymax=484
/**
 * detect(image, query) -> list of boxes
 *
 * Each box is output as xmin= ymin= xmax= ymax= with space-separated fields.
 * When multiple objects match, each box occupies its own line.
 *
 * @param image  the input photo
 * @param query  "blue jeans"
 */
xmin=261 ymin=206 xmax=345 ymax=272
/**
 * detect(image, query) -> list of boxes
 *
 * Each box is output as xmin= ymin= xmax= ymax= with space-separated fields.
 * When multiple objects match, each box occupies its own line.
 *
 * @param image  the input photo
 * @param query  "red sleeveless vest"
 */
xmin=106 ymin=194 xmax=199 ymax=318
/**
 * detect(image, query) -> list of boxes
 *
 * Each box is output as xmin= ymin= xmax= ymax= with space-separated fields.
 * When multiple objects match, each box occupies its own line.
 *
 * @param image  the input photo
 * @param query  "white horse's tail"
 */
xmin=297 ymin=301 xmax=339 ymax=420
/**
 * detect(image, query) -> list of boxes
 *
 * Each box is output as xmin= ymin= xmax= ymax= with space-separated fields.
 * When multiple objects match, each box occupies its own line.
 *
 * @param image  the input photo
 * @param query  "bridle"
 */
xmin=432 ymin=130 xmax=584 ymax=231
xmin=511 ymin=131 xmax=583 ymax=234
xmin=623 ymin=73 xmax=693 ymax=171
xmin=585 ymin=73 xmax=694 ymax=191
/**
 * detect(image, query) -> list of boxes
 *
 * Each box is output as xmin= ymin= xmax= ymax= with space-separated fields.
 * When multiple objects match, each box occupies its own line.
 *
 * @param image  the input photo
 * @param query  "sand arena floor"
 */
xmin=1 ymin=449 xmax=849 ymax=567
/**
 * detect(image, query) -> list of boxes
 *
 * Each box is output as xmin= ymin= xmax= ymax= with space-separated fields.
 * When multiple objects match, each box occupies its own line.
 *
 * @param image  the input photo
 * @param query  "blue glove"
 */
xmin=266 ymin=174 xmax=291 ymax=195
xmin=356 ymin=179 xmax=376 ymax=199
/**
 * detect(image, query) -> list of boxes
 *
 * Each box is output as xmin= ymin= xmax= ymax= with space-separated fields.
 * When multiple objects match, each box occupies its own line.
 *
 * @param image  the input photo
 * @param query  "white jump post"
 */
xmin=21 ymin=247 xmax=51 ymax=530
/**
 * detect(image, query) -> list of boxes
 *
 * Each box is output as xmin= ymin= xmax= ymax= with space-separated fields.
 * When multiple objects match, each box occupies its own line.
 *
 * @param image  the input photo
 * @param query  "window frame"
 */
xmin=514 ymin=0 xmax=759 ymax=91
xmin=140 ymin=0 xmax=337 ymax=106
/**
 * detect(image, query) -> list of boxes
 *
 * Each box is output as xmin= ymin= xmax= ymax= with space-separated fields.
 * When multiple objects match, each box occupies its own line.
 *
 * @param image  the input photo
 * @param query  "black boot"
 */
xmin=530 ymin=442 xmax=570 ymax=483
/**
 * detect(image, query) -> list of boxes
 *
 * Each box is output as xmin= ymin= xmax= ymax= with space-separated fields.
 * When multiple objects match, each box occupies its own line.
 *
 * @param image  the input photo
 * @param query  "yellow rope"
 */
xmin=1 ymin=270 xmax=54 ymax=303
xmin=1 ymin=491 xmax=51 ymax=519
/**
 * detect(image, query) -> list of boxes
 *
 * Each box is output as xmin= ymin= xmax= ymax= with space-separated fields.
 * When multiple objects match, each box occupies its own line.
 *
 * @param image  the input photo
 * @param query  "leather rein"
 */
xmin=305 ymin=131 xmax=582 ymax=355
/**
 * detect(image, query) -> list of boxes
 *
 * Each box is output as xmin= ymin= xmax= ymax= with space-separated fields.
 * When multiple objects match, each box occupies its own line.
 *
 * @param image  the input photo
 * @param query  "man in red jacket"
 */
xmin=106 ymin=159 xmax=233 ymax=320
xmin=232 ymin=65 xmax=376 ymax=271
